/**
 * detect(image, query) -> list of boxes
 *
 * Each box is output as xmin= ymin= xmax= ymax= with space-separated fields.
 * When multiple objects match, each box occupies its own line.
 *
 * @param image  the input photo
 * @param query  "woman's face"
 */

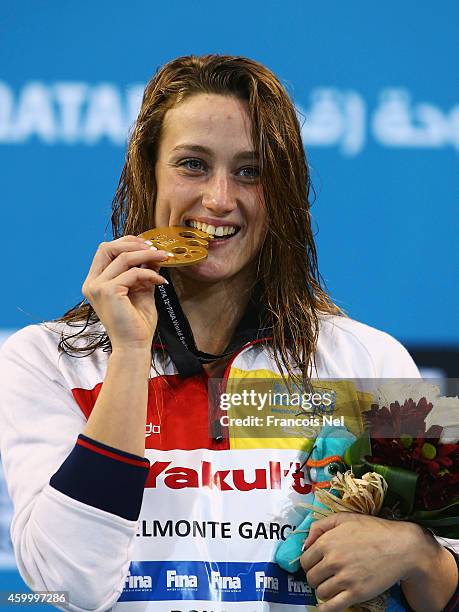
xmin=154 ymin=93 xmax=266 ymax=284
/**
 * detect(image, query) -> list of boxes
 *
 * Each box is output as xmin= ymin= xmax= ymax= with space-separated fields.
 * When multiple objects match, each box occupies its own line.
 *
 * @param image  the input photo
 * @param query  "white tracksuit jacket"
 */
xmin=0 ymin=314 xmax=457 ymax=611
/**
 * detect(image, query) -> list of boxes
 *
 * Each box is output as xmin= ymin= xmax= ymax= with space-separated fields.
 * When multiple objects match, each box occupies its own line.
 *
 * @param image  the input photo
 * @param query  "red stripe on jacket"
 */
xmin=71 ymin=373 xmax=229 ymax=451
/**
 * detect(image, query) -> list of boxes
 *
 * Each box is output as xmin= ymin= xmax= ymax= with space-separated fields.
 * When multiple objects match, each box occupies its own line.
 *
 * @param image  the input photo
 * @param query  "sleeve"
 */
xmin=376 ymin=335 xmax=421 ymax=378
xmin=351 ymin=320 xmax=422 ymax=378
xmin=0 ymin=325 xmax=149 ymax=612
xmin=320 ymin=315 xmax=422 ymax=378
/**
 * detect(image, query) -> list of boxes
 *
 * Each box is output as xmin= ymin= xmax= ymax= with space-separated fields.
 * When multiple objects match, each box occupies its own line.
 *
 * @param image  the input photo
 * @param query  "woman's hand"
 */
xmin=300 ymin=513 xmax=446 ymax=611
xmin=82 ymin=236 xmax=171 ymax=351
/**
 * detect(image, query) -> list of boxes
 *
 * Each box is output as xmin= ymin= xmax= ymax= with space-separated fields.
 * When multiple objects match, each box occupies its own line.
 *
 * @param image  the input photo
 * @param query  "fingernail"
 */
xmin=149 ymin=246 xmax=158 ymax=251
xmin=144 ymin=240 xmax=153 ymax=245
xmin=160 ymin=278 xmax=169 ymax=285
xmin=167 ymin=252 xmax=175 ymax=257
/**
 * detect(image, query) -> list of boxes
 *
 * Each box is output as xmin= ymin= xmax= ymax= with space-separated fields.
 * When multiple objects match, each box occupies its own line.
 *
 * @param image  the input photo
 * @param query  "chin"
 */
xmin=178 ymin=264 xmax=231 ymax=283
xmin=174 ymin=258 xmax=242 ymax=284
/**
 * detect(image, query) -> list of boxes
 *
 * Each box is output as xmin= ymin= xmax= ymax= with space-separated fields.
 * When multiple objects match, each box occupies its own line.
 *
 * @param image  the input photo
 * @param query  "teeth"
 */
xmin=187 ymin=220 xmax=238 ymax=237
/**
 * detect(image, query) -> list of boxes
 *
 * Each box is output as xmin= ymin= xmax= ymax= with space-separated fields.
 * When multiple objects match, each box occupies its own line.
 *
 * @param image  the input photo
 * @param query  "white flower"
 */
xmin=374 ymin=382 xmax=459 ymax=443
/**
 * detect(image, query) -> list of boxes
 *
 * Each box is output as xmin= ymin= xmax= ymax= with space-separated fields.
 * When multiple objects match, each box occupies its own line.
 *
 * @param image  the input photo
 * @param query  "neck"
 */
xmin=170 ymin=269 xmax=256 ymax=355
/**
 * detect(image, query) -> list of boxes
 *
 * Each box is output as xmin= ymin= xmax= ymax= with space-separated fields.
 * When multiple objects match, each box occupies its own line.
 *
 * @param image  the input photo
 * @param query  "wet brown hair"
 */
xmin=54 ymin=54 xmax=342 ymax=382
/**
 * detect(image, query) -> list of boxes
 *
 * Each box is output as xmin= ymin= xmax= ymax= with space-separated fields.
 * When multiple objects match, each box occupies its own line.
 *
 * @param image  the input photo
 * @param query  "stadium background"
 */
xmin=1 ymin=0 xmax=458 ymax=603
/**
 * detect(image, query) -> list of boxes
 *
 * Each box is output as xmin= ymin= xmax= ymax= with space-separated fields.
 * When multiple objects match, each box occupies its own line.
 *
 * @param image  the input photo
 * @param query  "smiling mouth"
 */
xmin=185 ymin=219 xmax=241 ymax=239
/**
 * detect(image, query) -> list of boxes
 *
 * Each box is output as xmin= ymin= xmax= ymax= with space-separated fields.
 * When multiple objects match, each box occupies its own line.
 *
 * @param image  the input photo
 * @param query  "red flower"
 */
xmin=363 ymin=398 xmax=458 ymax=510
xmin=364 ymin=397 xmax=434 ymax=438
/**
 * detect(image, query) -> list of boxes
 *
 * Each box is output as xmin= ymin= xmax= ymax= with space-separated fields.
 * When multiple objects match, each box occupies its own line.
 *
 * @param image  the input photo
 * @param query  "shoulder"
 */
xmin=315 ymin=314 xmax=420 ymax=378
xmin=0 ymin=324 xmax=69 ymax=388
xmin=1 ymin=320 xmax=87 ymax=358
xmin=0 ymin=319 xmax=108 ymax=382
xmin=0 ymin=323 xmax=59 ymax=363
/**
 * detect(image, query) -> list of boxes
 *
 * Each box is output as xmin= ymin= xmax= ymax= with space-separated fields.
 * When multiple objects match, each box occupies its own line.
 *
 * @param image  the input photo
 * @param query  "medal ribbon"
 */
xmin=154 ymin=268 xmax=271 ymax=377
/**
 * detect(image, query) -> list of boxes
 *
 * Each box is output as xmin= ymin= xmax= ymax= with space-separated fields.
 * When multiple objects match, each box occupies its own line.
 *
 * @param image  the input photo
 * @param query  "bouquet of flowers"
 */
xmin=340 ymin=382 xmax=459 ymax=537
xmin=303 ymin=382 xmax=459 ymax=611
xmin=276 ymin=381 xmax=459 ymax=612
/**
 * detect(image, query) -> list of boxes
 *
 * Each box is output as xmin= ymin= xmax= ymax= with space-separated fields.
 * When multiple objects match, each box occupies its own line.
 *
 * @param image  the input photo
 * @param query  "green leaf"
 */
xmin=415 ymin=516 xmax=459 ymax=527
xmin=429 ymin=525 xmax=459 ymax=539
xmin=344 ymin=434 xmax=372 ymax=467
xmin=411 ymin=498 xmax=459 ymax=521
xmin=367 ymin=462 xmax=418 ymax=516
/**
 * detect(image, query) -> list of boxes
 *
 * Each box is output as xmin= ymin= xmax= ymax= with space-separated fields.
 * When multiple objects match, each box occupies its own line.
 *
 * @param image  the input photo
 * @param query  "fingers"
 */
xmin=302 ymin=550 xmax=352 ymax=612
xmin=303 ymin=516 xmax=340 ymax=551
xmin=301 ymin=548 xmax=353 ymax=612
xmin=315 ymin=589 xmax=356 ymax=612
xmin=314 ymin=574 xmax=346 ymax=603
xmin=82 ymin=236 xmax=172 ymax=299
xmin=305 ymin=557 xmax=358 ymax=612
xmin=300 ymin=540 xmax=324 ymax=574
xmin=79 ymin=236 xmax=168 ymax=348
xmin=303 ymin=513 xmax=358 ymax=551
xmin=304 ymin=557 xmax=335 ymax=589
xmin=107 ymin=267 xmax=167 ymax=294
xmin=96 ymin=249 xmax=172 ymax=283
xmin=85 ymin=236 xmax=165 ymax=281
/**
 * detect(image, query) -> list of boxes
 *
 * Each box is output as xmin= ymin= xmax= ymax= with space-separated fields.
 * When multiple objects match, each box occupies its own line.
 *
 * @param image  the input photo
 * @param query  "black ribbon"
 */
xmin=154 ymin=268 xmax=272 ymax=378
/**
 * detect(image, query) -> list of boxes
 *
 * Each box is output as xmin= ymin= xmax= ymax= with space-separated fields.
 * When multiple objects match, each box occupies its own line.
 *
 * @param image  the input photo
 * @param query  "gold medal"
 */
xmin=138 ymin=226 xmax=214 ymax=267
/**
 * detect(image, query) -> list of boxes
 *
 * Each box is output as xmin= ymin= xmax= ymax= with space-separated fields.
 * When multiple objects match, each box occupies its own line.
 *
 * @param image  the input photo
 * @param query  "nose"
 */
xmin=201 ymin=172 xmax=237 ymax=215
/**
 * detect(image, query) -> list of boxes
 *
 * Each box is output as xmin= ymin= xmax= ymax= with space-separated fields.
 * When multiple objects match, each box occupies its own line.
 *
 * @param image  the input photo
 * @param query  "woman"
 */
xmin=0 ymin=54 xmax=457 ymax=612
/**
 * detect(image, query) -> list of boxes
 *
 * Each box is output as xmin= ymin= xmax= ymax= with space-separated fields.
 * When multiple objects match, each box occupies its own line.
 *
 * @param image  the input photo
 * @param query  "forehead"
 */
xmin=159 ymin=93 xmax=254 ymax=152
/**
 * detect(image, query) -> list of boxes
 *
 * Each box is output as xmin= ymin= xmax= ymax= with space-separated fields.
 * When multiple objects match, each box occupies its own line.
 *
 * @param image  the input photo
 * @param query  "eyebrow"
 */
xmin=171 ymin=144 xmax=259 ymax=160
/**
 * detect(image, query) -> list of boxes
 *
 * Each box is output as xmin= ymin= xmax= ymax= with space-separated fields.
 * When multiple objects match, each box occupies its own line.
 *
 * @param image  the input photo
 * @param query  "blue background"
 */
xmin=1 ymin=0 xmax=458 ymax=345
xmin=0 ymin=0 xmax=458 ymax=603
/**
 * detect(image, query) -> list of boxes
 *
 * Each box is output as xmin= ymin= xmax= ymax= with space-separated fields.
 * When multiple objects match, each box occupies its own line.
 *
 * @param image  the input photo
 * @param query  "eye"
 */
xmin=179 ymin=158 xmax=206 ymax=171
xmin=238 ymin=166 xmax=260 ymax=179
xmin=324 ymin=461 xmax=346 ymax=478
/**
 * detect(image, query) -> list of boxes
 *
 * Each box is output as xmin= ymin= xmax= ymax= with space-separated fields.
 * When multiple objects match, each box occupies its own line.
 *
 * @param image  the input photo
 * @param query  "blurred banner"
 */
xmin=1 ymin=0 xmax=458 ymax=601
xmin=1 ymin=1 xmax=458 ymax=345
